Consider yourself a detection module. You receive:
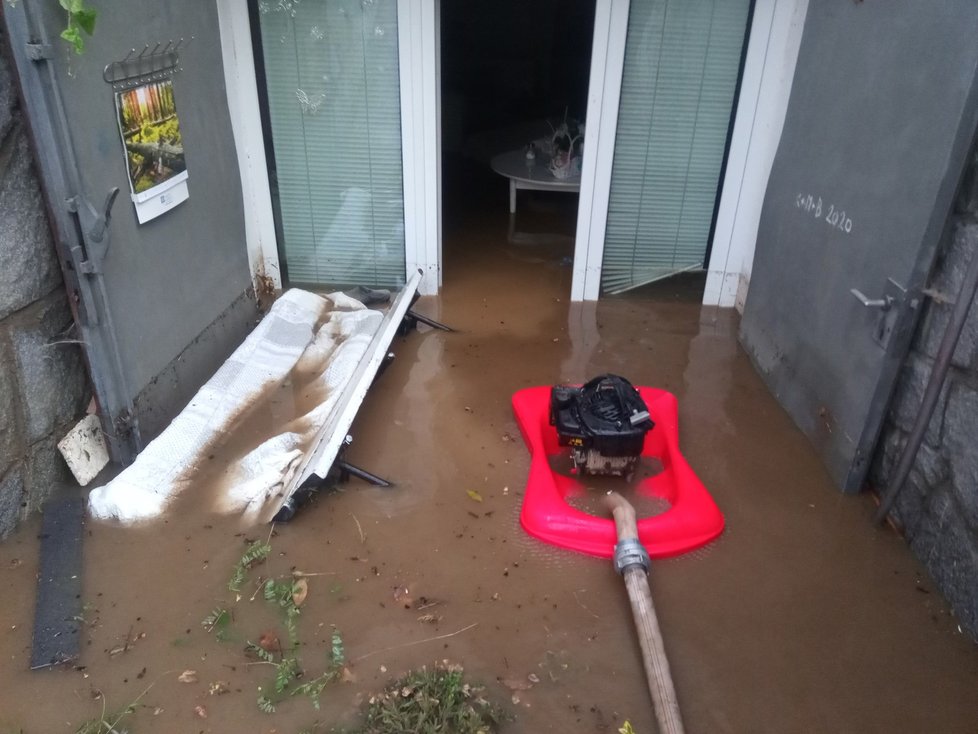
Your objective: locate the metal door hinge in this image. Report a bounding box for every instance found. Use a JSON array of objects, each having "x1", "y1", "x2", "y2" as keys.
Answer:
[{"x1": 25, "y1": 42, "x2": 53, "y2": 61}]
